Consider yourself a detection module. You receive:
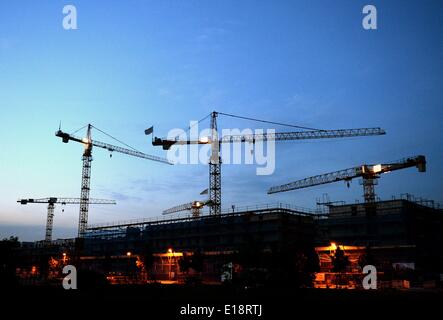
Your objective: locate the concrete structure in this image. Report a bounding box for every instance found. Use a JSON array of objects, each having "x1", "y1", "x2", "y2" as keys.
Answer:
[
  {"x1": 12, "y1": 198, "x2": 443, "y2": 286},
  {"x1": 81, "y1": 205, "x2": 318, "y2": 282},
  {"x1": 316, "y1": 198, "x2": 443, "y2": 286},
  {"x1": 318, "y1": 199, "x2": 442, "y2": 247},
  {"x1": 84, "y1": 205, "x2": 317, "y2": 253}
]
